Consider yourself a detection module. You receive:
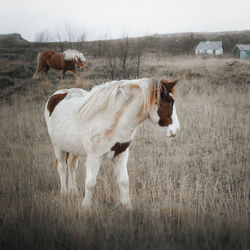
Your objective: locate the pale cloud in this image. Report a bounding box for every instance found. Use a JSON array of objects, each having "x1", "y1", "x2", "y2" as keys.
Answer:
[{"x1": 0, "y1": 0, "x2": 249, "y2": 41}]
